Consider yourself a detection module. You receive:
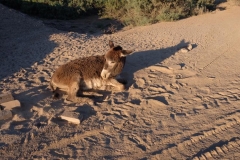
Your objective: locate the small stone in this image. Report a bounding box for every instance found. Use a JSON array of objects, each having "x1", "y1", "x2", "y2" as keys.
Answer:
[
  {"x1": 180, "y1": 48, "x2": 189, "y2": 53},
  {"x1": 0, "y1": 92, "x2": 14, "y2": 104},
  {"x1": 59, "y1": 111, "x2": 83, "y2": 124},
  {"x1": 0, "y1": 109, "x2": 12, "y2": 120},
  {"x1": 187, "y1": 44, "x2": 193, "y2": 51},
  {"x1": 1, "y1": 100, "x2": 21, "y2": 110},
  {"x1": 176, "y1": 74, "x2": 183, "y2": 79}
]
